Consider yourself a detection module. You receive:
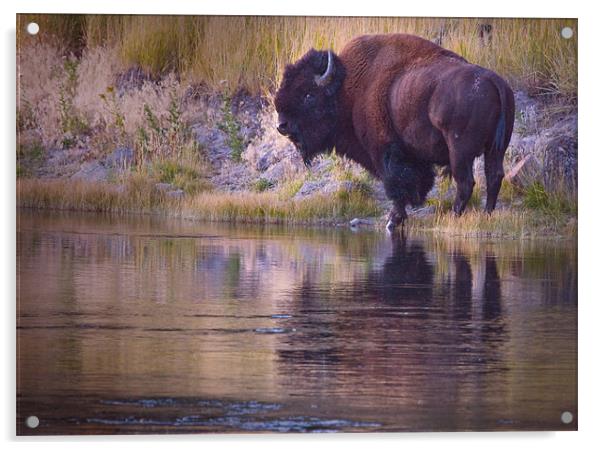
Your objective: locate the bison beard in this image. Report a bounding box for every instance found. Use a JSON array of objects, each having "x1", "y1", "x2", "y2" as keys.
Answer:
[{"x1": 275, "y1": 34, "x2": 515, "y2": 231}]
